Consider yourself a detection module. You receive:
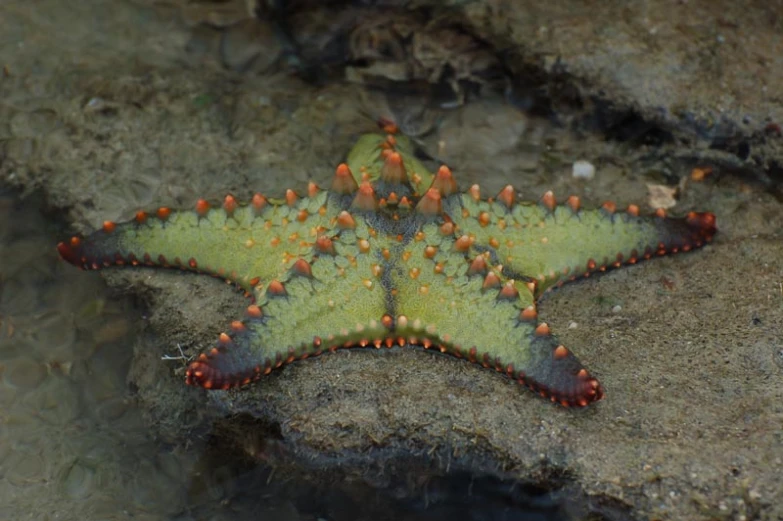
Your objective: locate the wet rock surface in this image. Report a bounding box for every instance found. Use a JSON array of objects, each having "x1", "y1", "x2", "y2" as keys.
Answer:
[{"x1": 1, "y1": 0, "x2": 782, "y2": 519}]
